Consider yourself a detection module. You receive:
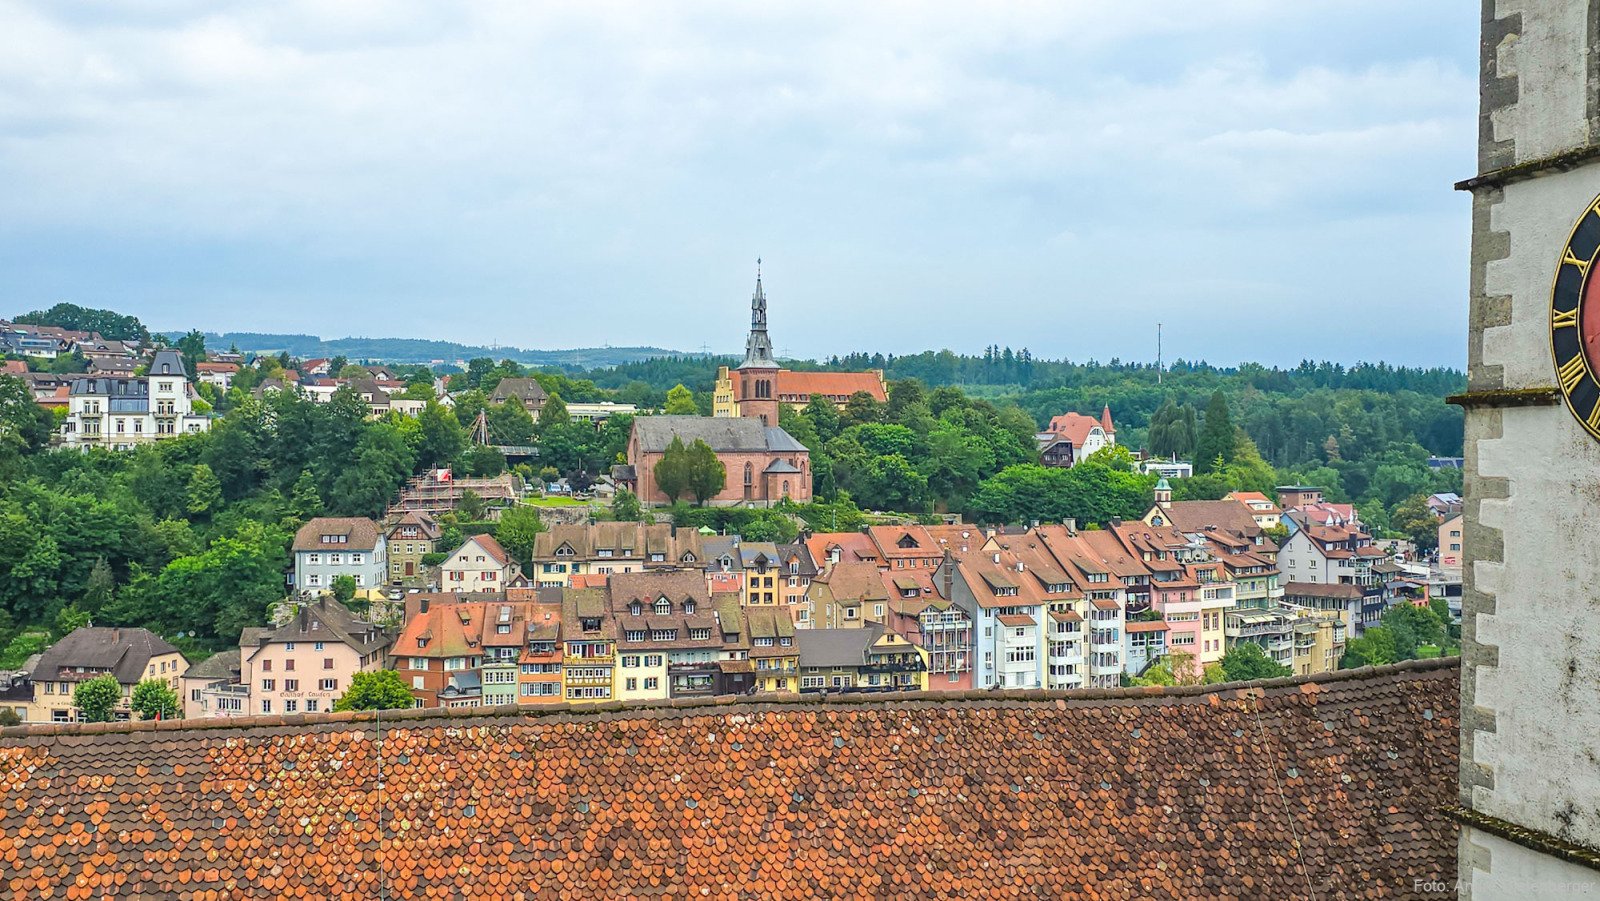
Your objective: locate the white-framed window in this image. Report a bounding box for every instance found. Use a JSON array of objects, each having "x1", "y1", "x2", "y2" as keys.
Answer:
[
  {"x1": 260, "y1": 700, "x2": 272, "y2": 713},
  {"x1": 319, "y1": 678, "x2": 338, "y2": 691},
  {"x1": 352, "y1": 553, "x2": 363, "y2": 564},
  {"x1": 644, "y1": 677, "x2": 659, "y2": 691},
  {"x1": 625, "y1": 678, "x2": 637, "y2": 691},
  {"x1": 644, "y1": 655, "x2": 663, "y2": 667}
]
